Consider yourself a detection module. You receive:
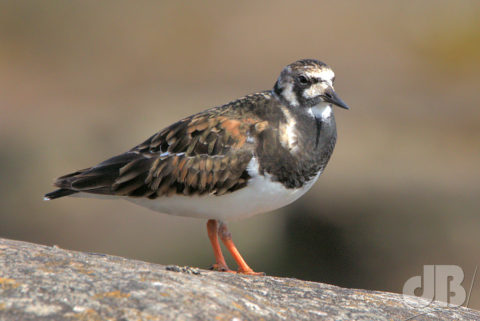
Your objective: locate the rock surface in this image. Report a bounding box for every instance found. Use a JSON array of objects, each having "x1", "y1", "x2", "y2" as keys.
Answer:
[{"x1": 0, "y1": 237, "x2": 479, "y2": 321}]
